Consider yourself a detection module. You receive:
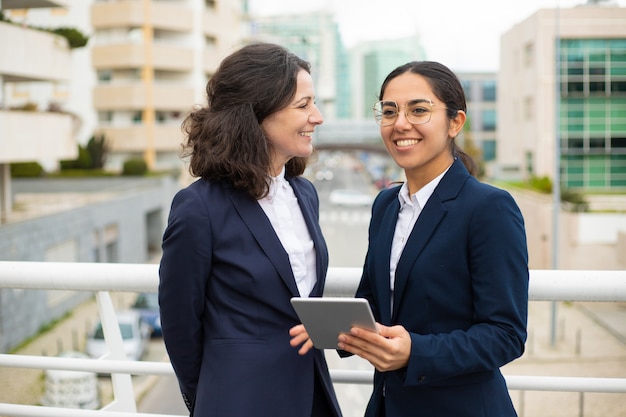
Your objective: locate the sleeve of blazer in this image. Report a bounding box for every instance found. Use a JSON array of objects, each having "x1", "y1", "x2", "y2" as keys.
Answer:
[
  {"x1": 159, "y1": 185, "x2": 212, "y2": 410},
  {"x1": 404, "y1": 186, "x2": 529, "y2": 386}
]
